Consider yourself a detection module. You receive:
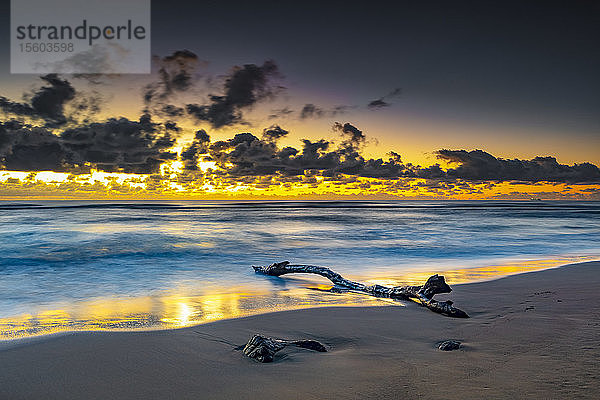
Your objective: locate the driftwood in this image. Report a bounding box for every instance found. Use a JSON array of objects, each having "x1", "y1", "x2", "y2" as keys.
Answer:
[
  {"x1": 253, "y1": 261, "x2": 469, "y2": 318},
  {"x1": 438, "y1": 340, "x2": 462, "y2": 351},
  {"x1": 243, "y1": 334, "x2": 327, "y2": 362}
]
